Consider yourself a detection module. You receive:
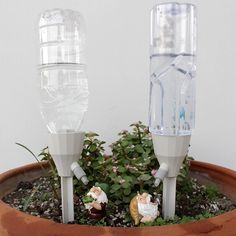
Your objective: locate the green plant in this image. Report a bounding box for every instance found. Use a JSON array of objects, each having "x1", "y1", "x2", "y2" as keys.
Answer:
[
  {"x1": 22, "y1": 182, "x2": 43, "y2": 211},
  {"x1": 140, "y1": 212, "x2": 216, "y2": 227},
  {"x1": 74, "y1": 132, "x2": 110, "y2": 195},
  {"x1": 205, "y1": 185, "x2": 220, "y2": 200},
  {"x1": 17, "y1": 122, "x2": 193, "y2": 208},
  {"x1": 72, "y1": 122, "x2": 158, "y2": 205},
  {"x1": 106, "y1": 122, "x2": 158, "y2": 204},
  {"x1": 74, "y1": 122, "x2": 193, "y2": 207}
]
